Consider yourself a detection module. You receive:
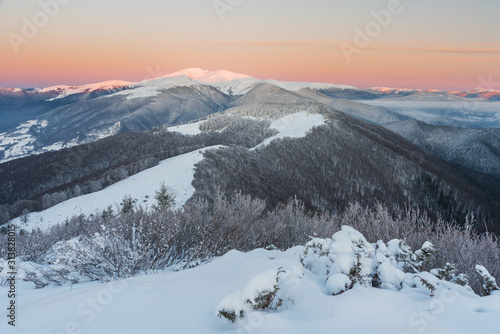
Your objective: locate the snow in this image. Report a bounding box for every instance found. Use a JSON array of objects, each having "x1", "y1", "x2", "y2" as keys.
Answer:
[
  {"x1": 448, "y1": 88, "x2": 500, "y2": 99},
  {"x1": 1, "y1": 246, "x2": 498, "y2": 334},
  {"x1": 164, "y1": 68, "x2": 252, "y2": 83},
  {"x1": 39, "y1": 80, "x2": 131, "y2": 101},
  {"x1": 252, "y1": 111, "x2": 326, "y2": 149},
  {"x1": 167, "y1": 120, "x2": 207, "y2": 136},
  {"x1": 110, "y1": 75, "x2": 198, "y2": 99},
  {"x1": 268, "y1": 79, "x2": 355, "y2": 92},
  {"x1": 108, "y1": 68, "x2": 356, "y2": 99},
  {"x1": 160, "y1": 68, "x2": 355, "y2": 95},
  {"x1": 0, "y1": 121, "x2": 121, "y2": 164},
  {"x1": 13, "y1": 146, "x2": 222, "y2": 232},
  {"x1": 0, "y1": 120, "x2": 47, "y2": 162},
  {"x1": 377, "y1": 262, "x2": 406, "y2": 290},
  {"x1": 372, "y1": 87, "x2": 423, "y2": 93},
  {"x1": 325, "y1": 273, "x2": 351, "y2": 295},
  {"x1": 0, "y1": 87, "x2": 23, "y2": 93}
]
